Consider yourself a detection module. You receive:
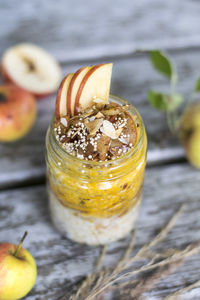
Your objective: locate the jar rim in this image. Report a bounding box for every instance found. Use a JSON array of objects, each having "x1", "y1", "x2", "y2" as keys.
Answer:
[{"x1": 50, "y1": 94, "x2": 145, "y2": 167}]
